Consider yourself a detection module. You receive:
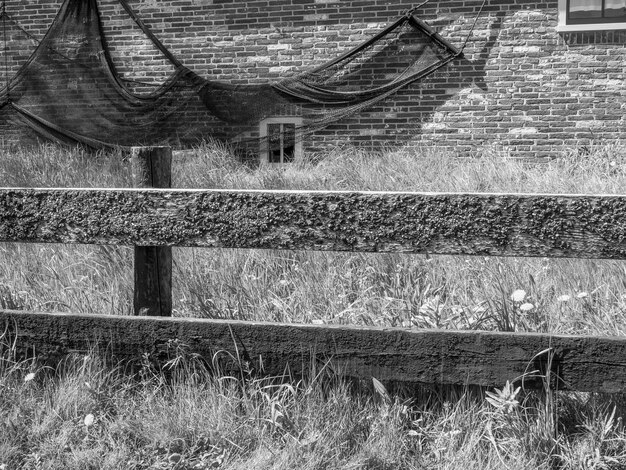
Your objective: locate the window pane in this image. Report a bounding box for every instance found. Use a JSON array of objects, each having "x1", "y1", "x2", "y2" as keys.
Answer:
[
  {"x1": 605, "y1": 0, "x2": 626, "y2": 17},
  {"x1": 268, "y1": 123, "x2": 282, "y2": 163},
  {"x1": 283, "y1": 124, "x2": 296, "y2": 163},
  {"x1": 270, "y1": 148, "x2": 282, "y2": 163},
  {"x1": 569, "y1": 0, "x2": 602, "y2": 18}
]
